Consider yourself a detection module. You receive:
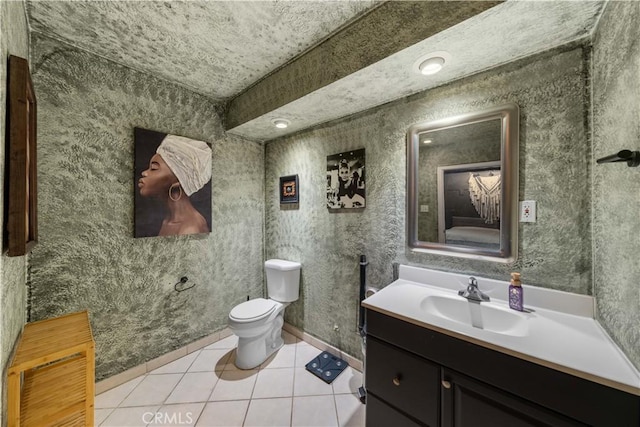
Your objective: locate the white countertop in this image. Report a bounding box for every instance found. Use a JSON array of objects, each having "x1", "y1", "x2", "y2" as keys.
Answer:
[{"x1": 362, "y1": 265, "x2": 640, "y2": 395}]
